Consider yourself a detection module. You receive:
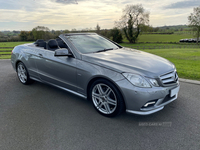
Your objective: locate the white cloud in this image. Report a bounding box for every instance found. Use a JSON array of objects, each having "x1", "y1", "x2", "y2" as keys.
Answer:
[
  {"x1": 164, "y1": 0, "x2": 199, "y2": 9},
  {"x1": 0, "y1": 0, "x2": 196, "y2": 30}
]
